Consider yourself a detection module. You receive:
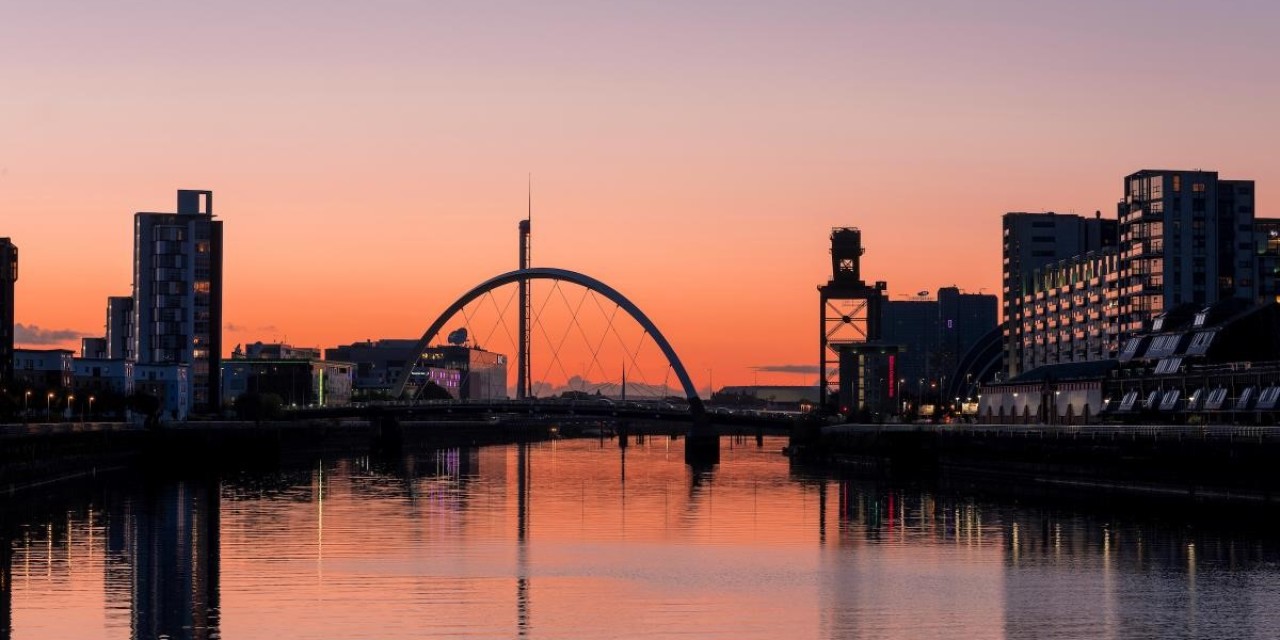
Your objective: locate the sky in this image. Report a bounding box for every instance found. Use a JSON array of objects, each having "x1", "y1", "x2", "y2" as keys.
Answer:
[{"x1": 2, "y1": 0, "x2": 1278, "y2": 389}]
